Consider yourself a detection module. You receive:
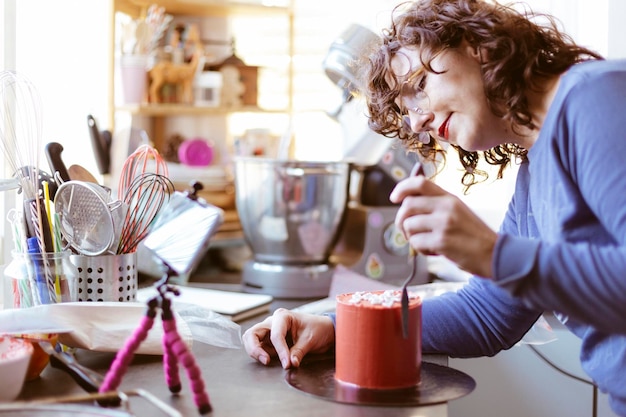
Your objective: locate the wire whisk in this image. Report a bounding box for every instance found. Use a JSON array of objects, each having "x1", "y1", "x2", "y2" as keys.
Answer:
[
  {"x1": 118, "y1": 144, "x2": 168, "y2": 200},
  {"x1": 117, "y1": 173, "x2": 174, "y2": 254},
  {"x1": 0, "y1": 70, "x2": 43, "y2": 201},
  {"x1": 1, "y1": 71, "x2": 64, "y2": 304}
]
